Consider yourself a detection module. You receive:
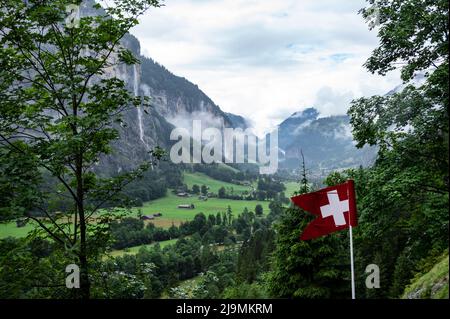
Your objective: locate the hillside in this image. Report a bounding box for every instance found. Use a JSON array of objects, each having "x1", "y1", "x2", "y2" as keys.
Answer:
[
  {"x1": 402, "y1": 254, "x2": 449, "y2": 299},
  {"x1": 0, "y1": 171, "x2": 270, "y2": 239},
  {"x1": 184, "y1": 172, "x2": 253, "y2": 195},
  {"x1": 130, "y1": 192, "x2": 269, "y2": 228},
  {"x1": 73, "y1": 0, "x2": 247, "y2": 176},
  {"x1": 274, "y1": 108, "x2": 376, "y2": 173}
]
